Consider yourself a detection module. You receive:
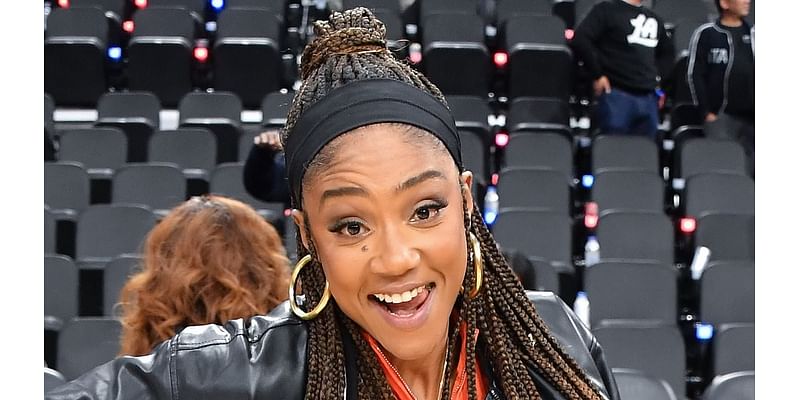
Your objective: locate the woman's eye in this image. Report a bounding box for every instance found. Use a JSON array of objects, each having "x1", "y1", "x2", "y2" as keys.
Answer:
[
  {"x1": 345, "y1": 222, "x2": 361, "y2": 236},
  {"x1": 412, "y1": 203, "x2": 444, "y2": 222}
]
